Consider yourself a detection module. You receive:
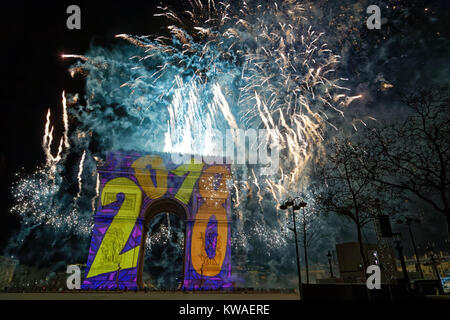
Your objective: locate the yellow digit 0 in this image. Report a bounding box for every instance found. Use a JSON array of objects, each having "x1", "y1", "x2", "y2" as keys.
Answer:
[
  {"x1": 191, "y1": 166, "x2": 230, "y2": 277},
  {"x1": 132, "y1": 155, "x2": 168, "y2": 199},
  {"x1": 86, "y1": 177, "x2": 142, "y2": 278}
]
